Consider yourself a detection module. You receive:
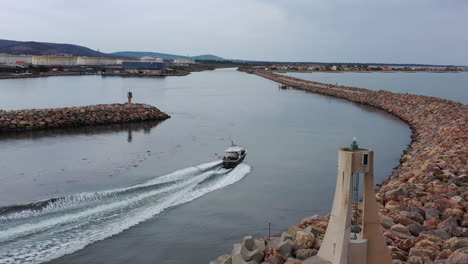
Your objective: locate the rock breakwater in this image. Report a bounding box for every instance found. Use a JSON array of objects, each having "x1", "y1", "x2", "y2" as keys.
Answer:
[
  {"x1": 0, "y1": 103, "x2": 170, "y2": 132},
  {"x1": 211, "y1": 71, "x2": 467, "y2": 264}
]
